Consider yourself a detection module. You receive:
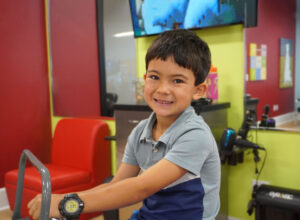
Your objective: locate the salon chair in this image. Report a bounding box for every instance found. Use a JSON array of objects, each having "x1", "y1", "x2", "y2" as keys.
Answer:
[{"x1": 5, "y1": 118, "x2": 111, "y2": 219}]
